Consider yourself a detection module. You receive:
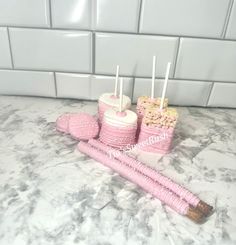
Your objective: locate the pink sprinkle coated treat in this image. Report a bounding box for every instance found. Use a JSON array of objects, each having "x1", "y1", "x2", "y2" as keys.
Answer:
[
  {"x1": 78, "y1": 141, "x2": 189, "y2": 215},
  {"x1": 88, "y1": 139, "x2": 200, "y2": 207},
  {"x1": 56, "y1": 113, "x2": 74, "y2": 133},
  {"x1": 138, "y1": 124, "x2": 175, "y2": 154},
  {"x1": 68, "y1": 113, "x2": 99, "y2": 140},
  {"x1": 99, "y1": 121, "x2": 137, "y2": 149},
  {"x1": 138, "y1": 108, "x2": 178, "y2": 154}
]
